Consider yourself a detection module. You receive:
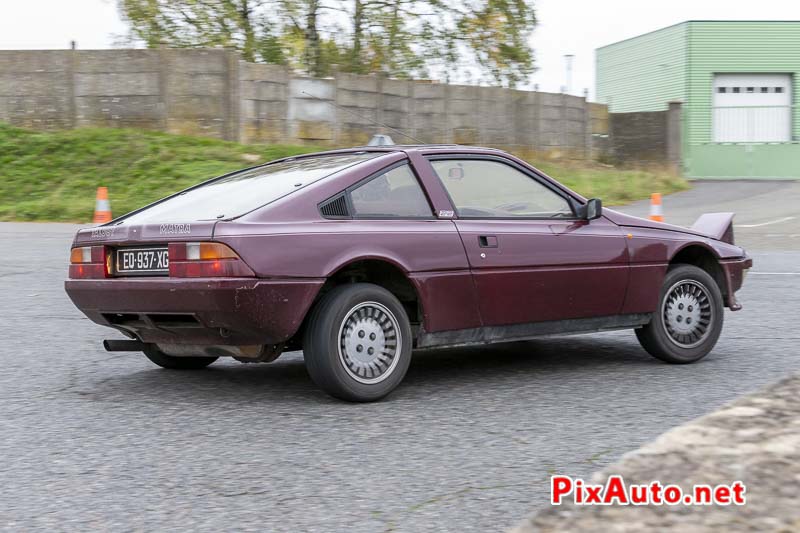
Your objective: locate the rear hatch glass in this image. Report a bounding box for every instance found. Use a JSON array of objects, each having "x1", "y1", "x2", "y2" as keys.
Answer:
[{"x1": 116, "y1": 153, "x2": 377, "y2": 225}]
